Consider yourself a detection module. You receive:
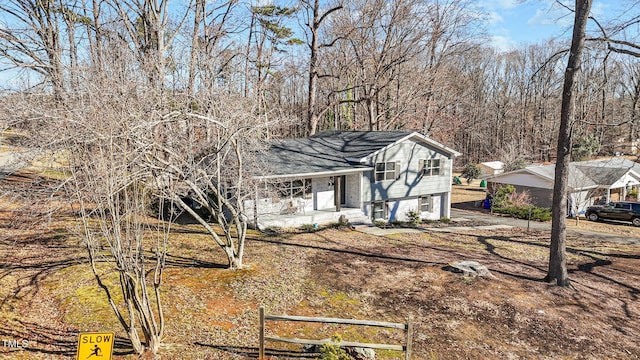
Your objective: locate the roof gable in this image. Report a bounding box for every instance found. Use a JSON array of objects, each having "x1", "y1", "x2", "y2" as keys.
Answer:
[
  {"x1": 488, "y1": 157, "x2": 640, "y2": 190},
  {"x1": 257, "y1": 131, "x2": 460, "y2": 178}
]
